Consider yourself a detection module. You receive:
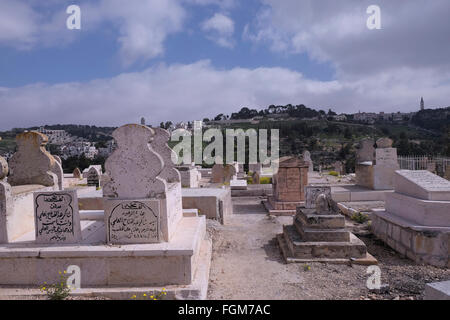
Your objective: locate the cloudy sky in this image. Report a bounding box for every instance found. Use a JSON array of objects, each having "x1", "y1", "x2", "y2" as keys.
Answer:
[{"x1": 0, "y1": 0, "x2": 449, "y2": 130}]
